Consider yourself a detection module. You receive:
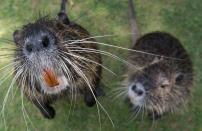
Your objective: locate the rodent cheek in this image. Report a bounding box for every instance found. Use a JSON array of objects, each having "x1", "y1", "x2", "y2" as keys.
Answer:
[
  {"x1": 128, "y1": 87, "x2": 135, "y2": 99},
  {"x1": 156, "y1": 87, "x2": 171, "y2": 98},
  {"x1": 128, "y1": 87, "x2": 137, "y2": 104}
]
